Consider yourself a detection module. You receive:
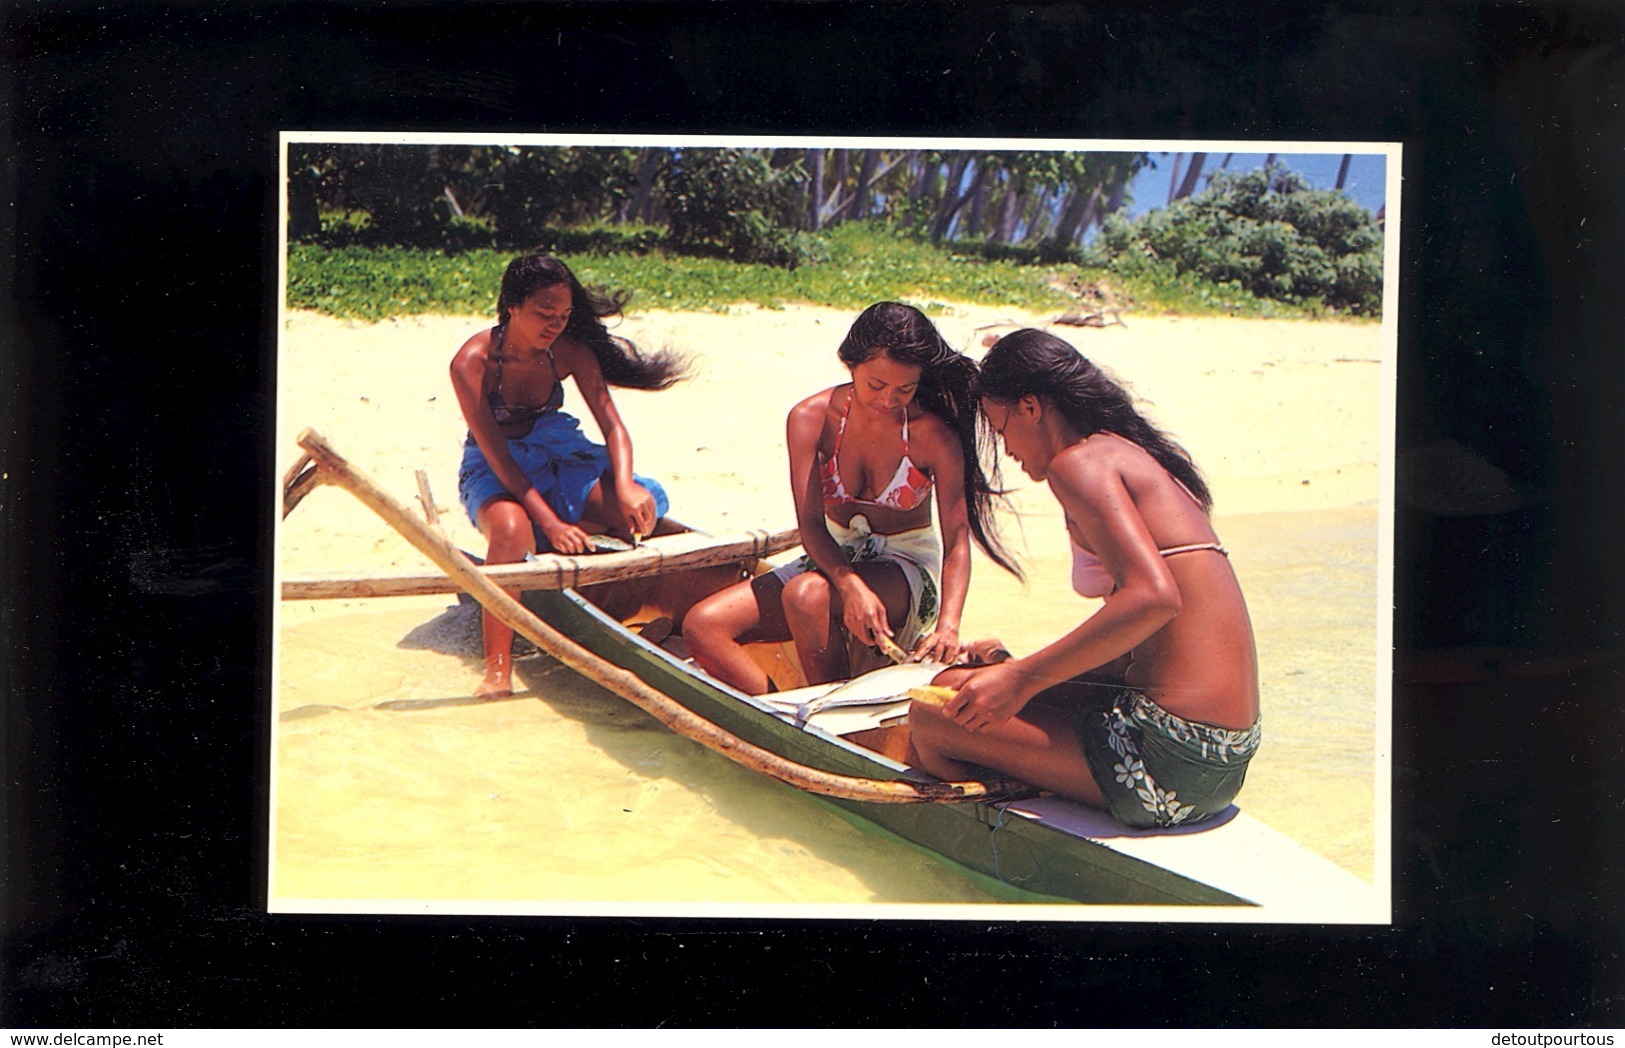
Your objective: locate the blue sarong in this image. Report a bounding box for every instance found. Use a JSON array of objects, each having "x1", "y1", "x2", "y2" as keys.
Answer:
[{"x1": 457, "y1": 411, "x2": 669, "y2": 529}]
